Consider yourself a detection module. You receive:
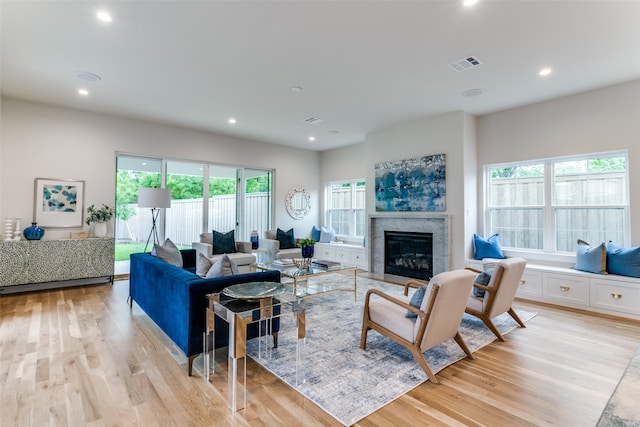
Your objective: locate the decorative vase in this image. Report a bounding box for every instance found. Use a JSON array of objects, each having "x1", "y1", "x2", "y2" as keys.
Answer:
[
  {"x1": 23, "y1": 222, "x2": 45, "y2": 240},
  {"x1": 250, "y1": 230, "x2": 259, "y2": 249},
  {"x1": 93, "y1": 222, "x2": 107, "y2": 238},
  {"x1": 301, "y1": 245, "x2": 314, "y2": 259}
]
